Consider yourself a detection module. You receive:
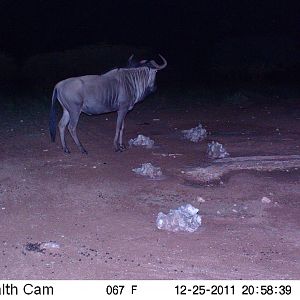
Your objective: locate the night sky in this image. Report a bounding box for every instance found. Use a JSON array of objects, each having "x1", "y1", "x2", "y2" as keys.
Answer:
[{"x1": 0, "y1": 0, "x2": 299, "y2": 82}]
